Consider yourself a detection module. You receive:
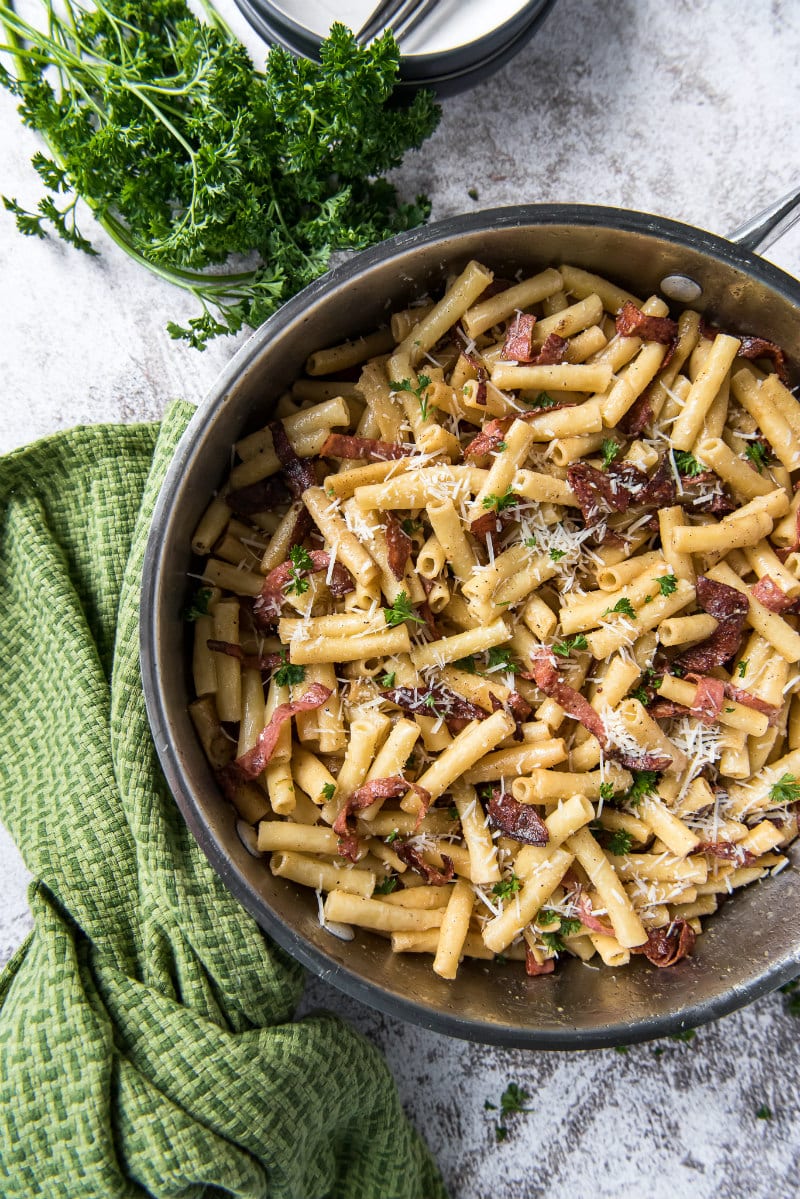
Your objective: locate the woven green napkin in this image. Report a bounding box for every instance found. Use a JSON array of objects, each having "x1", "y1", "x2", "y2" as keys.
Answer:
[{"x1": 0, "y1": 401, "x2": 446, "y2": 1199}]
